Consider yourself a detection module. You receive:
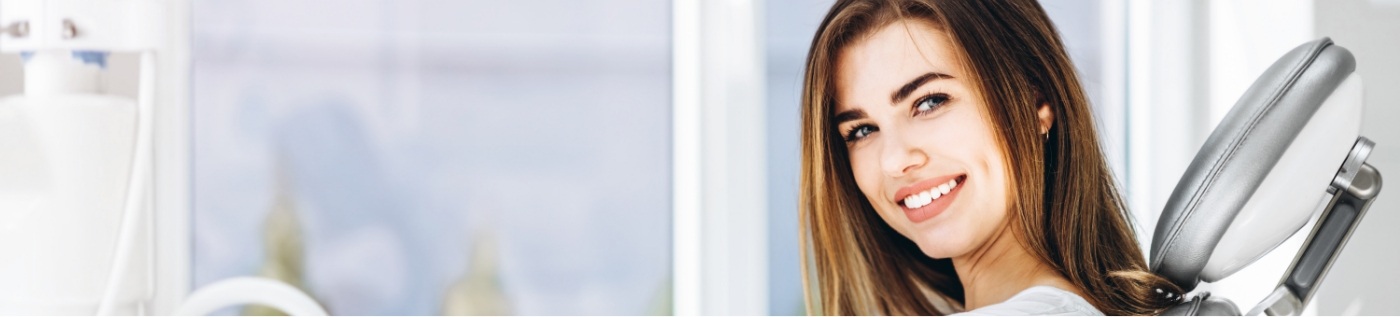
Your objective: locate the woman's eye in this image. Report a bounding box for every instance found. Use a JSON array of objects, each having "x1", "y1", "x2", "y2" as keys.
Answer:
[
  {"x1": 844, "y1": 125, "x2": 877, "y2": 142},
  {"x1": 914, "y1": 93, "x2": 950, "y2": 114}
]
